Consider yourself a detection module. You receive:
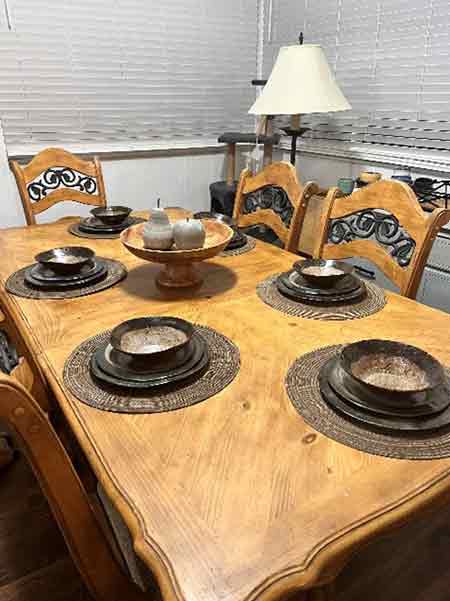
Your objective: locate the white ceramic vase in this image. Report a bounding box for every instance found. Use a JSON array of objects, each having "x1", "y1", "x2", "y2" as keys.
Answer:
[
  {"x1": 173, "y1": 218, "x2": 206, "y2": 250},
  {"x1": 142, "y1": 208, "x2": 174, "y2": 250}
]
